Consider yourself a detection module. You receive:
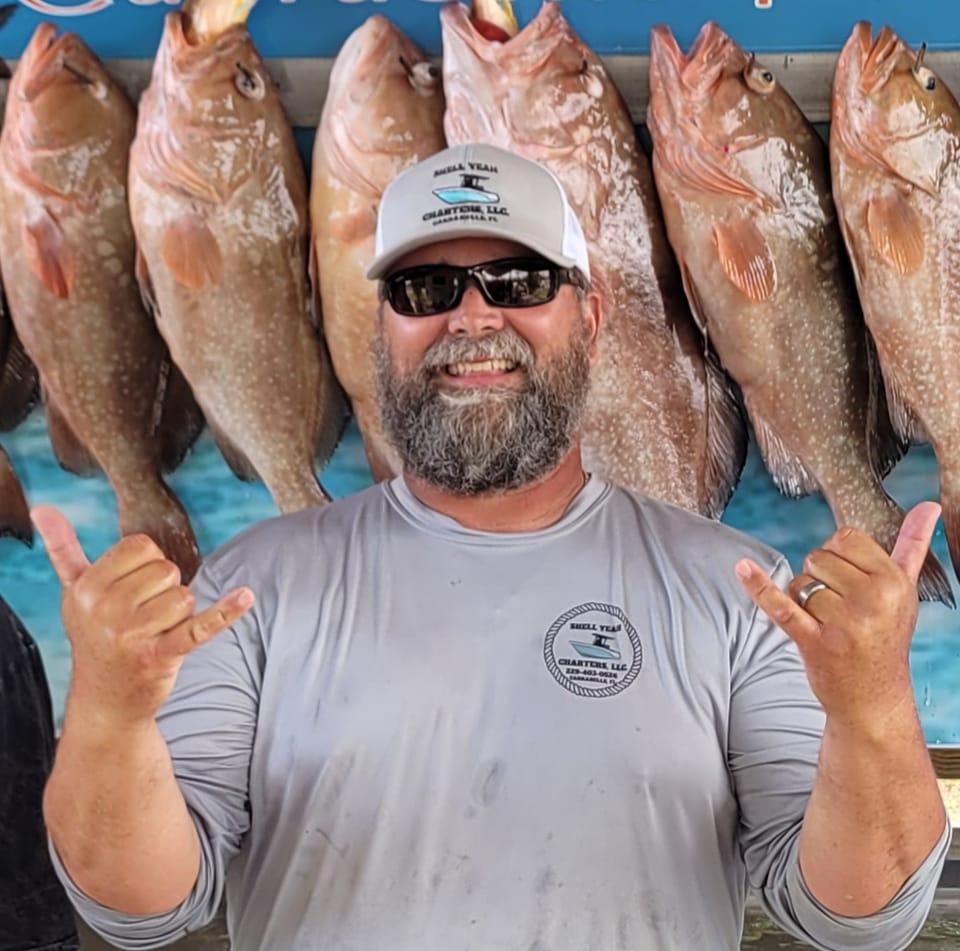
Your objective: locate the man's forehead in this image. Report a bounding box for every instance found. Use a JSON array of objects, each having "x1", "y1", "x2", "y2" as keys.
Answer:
[{"x1": 391, "y1": 237, "x2": 537, "y2": 270}]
